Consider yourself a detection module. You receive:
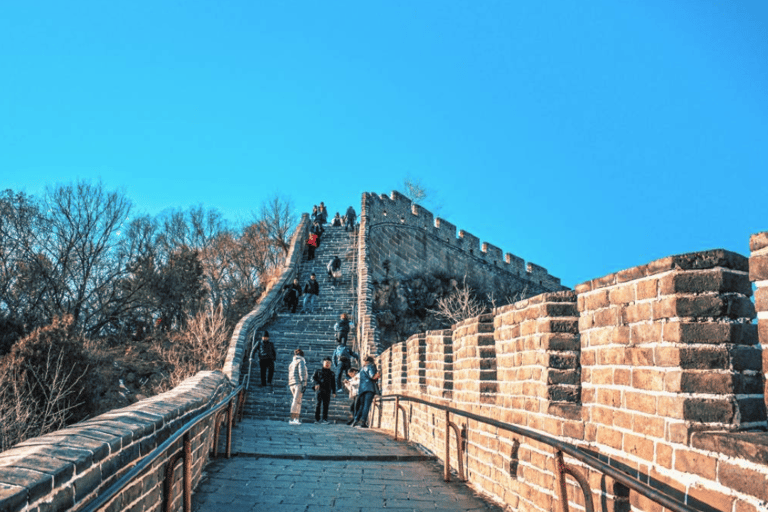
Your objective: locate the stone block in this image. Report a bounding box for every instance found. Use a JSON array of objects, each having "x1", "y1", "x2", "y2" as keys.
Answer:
[
  {"x1": 750, "y1": 253, "x2": 768, "y2": 282},
  {"x1": 750, "y1": 231, "x2": 768, "y2": 252},
  {"x1": 718, "y1": 460, "x2": 768, "y2": 501},
  {"x1": 683, "y1": 398, "x2": 735, "y2": 424}
]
